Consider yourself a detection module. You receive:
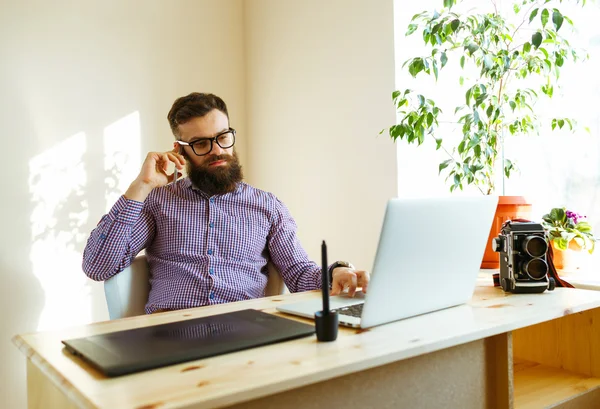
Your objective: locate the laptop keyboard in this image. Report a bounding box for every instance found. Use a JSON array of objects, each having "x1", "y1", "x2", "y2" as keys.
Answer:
[{"x1": 335, "y1": 303, "x2": 364, "y2": 318}]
